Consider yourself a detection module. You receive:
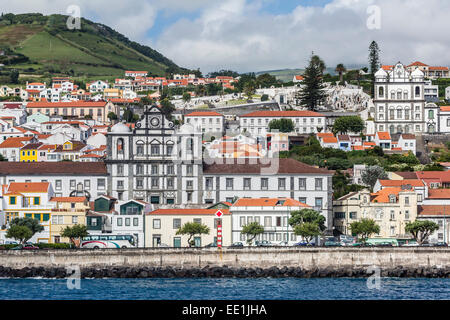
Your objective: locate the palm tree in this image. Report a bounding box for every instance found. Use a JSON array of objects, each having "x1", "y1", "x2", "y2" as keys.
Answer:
[{"x1": 335, "y1": 63, "x2": 347, "y2": 84}]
